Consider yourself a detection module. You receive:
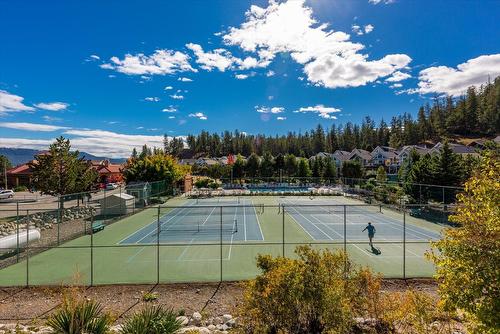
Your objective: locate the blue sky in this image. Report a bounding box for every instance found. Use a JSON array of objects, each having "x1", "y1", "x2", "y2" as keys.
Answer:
[{"x1": 0, "y1": 0, "x2": 499, "y2": 157}]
